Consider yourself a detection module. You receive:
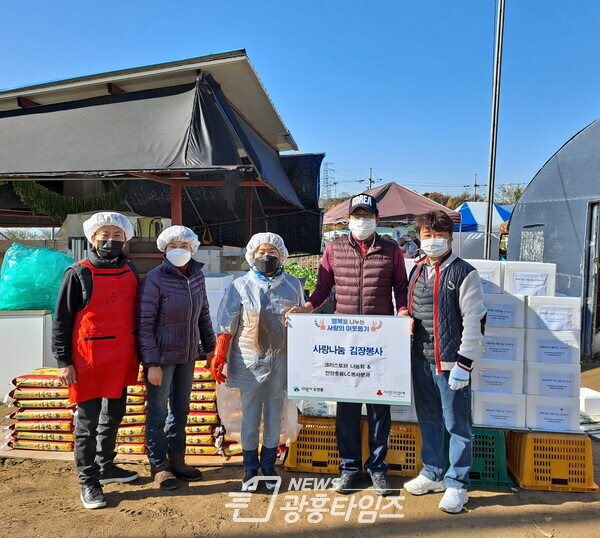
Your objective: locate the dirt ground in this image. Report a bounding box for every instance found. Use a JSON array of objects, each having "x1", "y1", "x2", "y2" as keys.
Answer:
[{"x1": 0, "y1": 365, "x2": 599, "y2": 538}]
